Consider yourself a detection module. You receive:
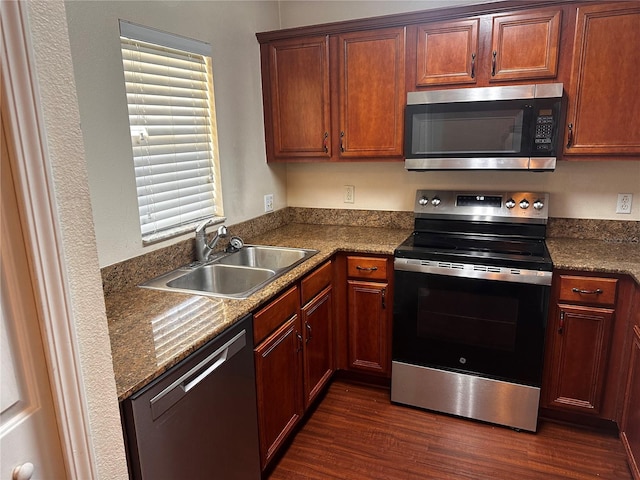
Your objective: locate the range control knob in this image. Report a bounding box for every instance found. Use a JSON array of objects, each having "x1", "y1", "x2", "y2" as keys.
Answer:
[
  {"x1": 505, "y1": 198, "x2": 516, "y2": 209},
  {"x1": 431, "y1": 196, "x2": 441, "y2": 206},
  {"x1": 418, "y1": 196, "x2": 429, "y2": 206},
  {"x1": 519, "y1": 199, "x2": 530, "y2": 209},
  {"x1": 533, "y1": 199, "x2": 545, "y2": 210}
]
